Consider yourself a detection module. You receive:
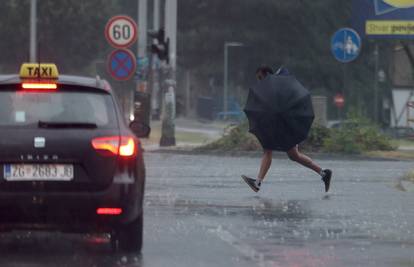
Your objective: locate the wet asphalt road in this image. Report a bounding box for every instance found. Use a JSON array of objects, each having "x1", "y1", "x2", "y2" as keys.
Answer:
[{"x1": 0, "y1": 152, "x2": 414, "y2": 267}]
